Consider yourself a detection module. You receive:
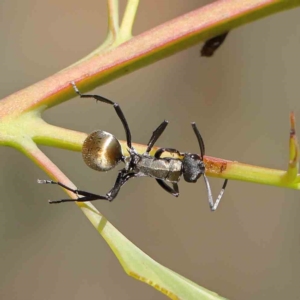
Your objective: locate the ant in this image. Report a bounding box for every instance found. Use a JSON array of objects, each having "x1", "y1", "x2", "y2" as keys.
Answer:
[{"x1": 38, "y1": 82, "x2": 228, "y2": 211}]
